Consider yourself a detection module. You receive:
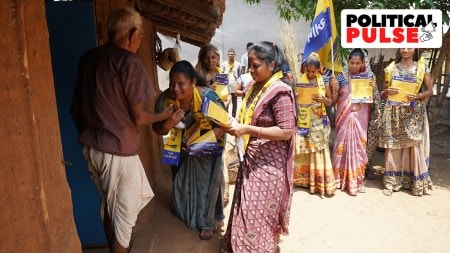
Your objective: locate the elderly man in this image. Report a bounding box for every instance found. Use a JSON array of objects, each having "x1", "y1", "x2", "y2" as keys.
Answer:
[{"x1": 71, "y1": 7, "x2": 173, "y2": 252}]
